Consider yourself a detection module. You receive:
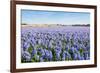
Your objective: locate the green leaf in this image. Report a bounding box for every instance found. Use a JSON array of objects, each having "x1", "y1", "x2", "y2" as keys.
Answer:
[
  {"x1": 79, "y1": 48, "x2": 83, "y2": 53},
  {"x1": 79, "y1": 48, "x2": 84, "y2": 56},
  {"x1": 28, "y1": 46, "x2": 33, "y2": 54}
]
